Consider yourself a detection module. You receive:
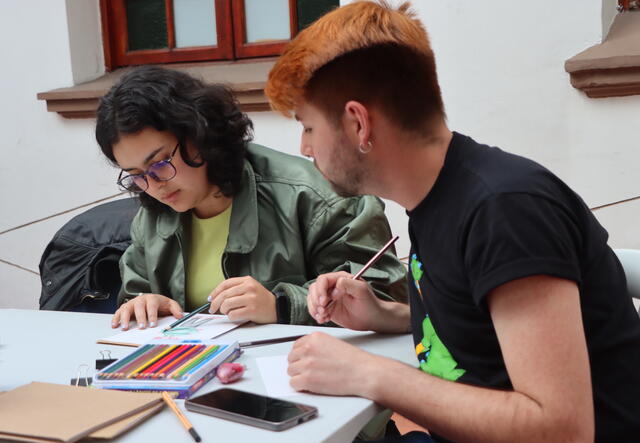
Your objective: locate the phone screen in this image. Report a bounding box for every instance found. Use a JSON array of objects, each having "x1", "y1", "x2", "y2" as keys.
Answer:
[{"x1": 187, "y1": 388, "x2": 316, "y2": 424}]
